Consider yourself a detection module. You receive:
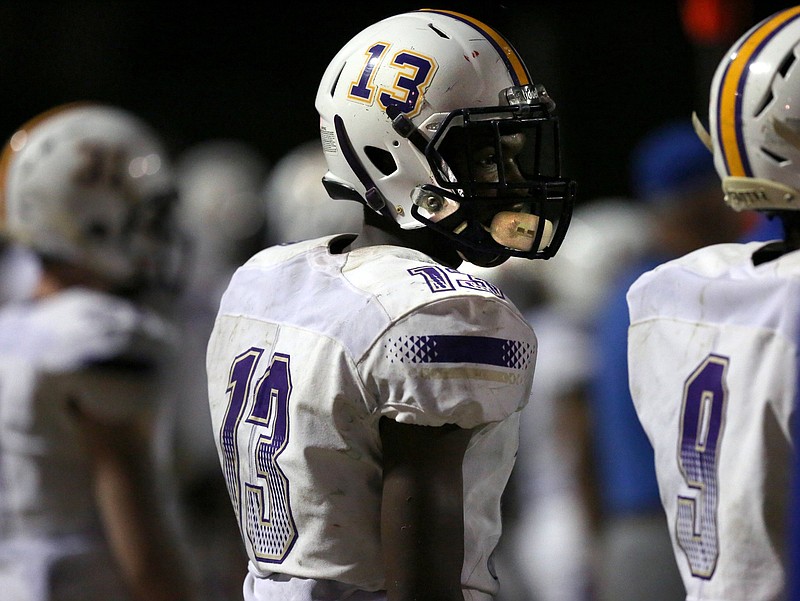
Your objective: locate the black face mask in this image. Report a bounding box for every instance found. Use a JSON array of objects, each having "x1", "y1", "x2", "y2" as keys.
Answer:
[{"x1": 390, "y1": 98, "x2": 577, "y2": 263}]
